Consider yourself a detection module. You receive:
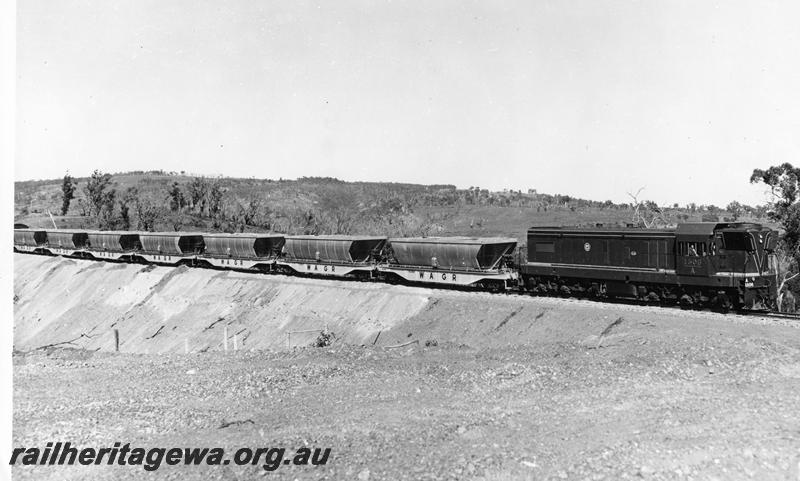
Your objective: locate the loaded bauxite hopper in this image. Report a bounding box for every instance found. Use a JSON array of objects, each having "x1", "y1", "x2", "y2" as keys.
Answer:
[
  {"x1": 135, "y1": 232, "x2": 205, "y2": 265},
  {"x1": 278, "y1": 235, "x2": 387, "y2": 278},
  {"x1": 389, "y1": 237, "x2": 517, "y2": 270},
  {"x1": 200, "y1": 233, "x2": 285, "y2": 270},
  {"x1": 43, "y1": 230, "x2": 90, "y2": 256},
  {"x1": 84, "y1": 231, "x2": 143, "y2": 260},
  {"x1": 13, "y1": 229, "x2": 47, "y2": 253},
  {"x1": 379, "y1": 237, "x2": 518, "y2": 290}
]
